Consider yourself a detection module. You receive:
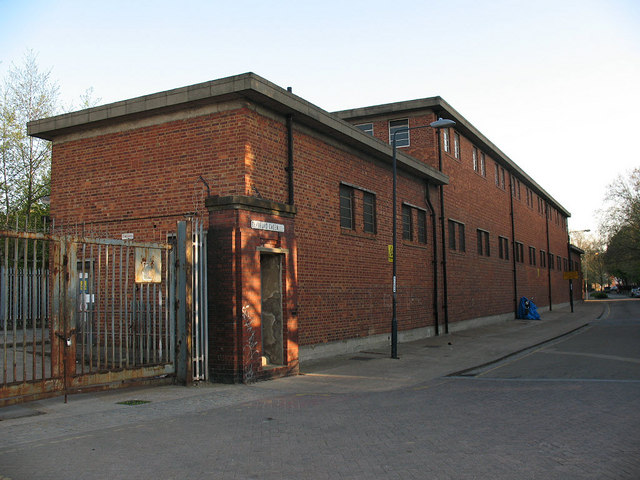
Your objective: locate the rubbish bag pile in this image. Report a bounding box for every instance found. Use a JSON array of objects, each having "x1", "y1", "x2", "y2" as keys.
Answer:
[{"x1": 517, "y1": 296, "x2": 540, "y2": 320}]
